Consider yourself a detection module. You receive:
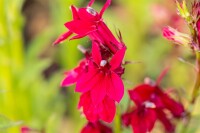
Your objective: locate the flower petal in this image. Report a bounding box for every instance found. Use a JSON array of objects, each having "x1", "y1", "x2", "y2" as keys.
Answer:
[
  {"x1": 70, "y1": 31, "x2": 93, "y2": 40},
  {"x1": 110, "y1": 47, "x2": 126, "y2": 70},
  {"x1": 81, "y1": 122, "x2": 112, "y2": 133},
  {"x1": 128, "y1": 84, "x2": 155, "y2": 105},
  {"x1": 90, "y1": 73, "x2": 106, "y2": 104},
  {"x1": 65, "y1": 20, "x2": 96, "y2": 35},
  {"x1": 100, "y1": 96, "x2": 116, "y2": 123},
  {"x1": 75, "y1": 68, "x2": 99, "y2": 93},
  {"x1": 92, "y1": 41, "x2": 102, "y2": 65},
  {"x1": 98, "y1": 22, "x2": 124, "y2": 53},
  {"x1": 156, "y1": 109, "x2": 175, "y2": 133},
  {"x1": 160, "y1": 92, "x2": 184, "y2": 118},
  {"x1": 107, "y1": 72, "x2": 124, "y2": 102},
  {"x1": 53, "y1": 31, "x2": 73, "y2": 45},
  {"x1": 78, "y1": 92, "x2": 99, "y2": 122},
  {"x1": 61, "y1": 70, "x2": 78, "y2": 87},
  {"x1": 61, "y1": 59, "x2": 87, "y2": 87},
  {"x1": 131, "y1": 108, "x2": 157, "y2": 133},
  {"x1": 122, "y1": 112, "x2": 133, "y2": 127},
  {"x1": 71, "y1": 5, "x2": 79, "y2": 20}
]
